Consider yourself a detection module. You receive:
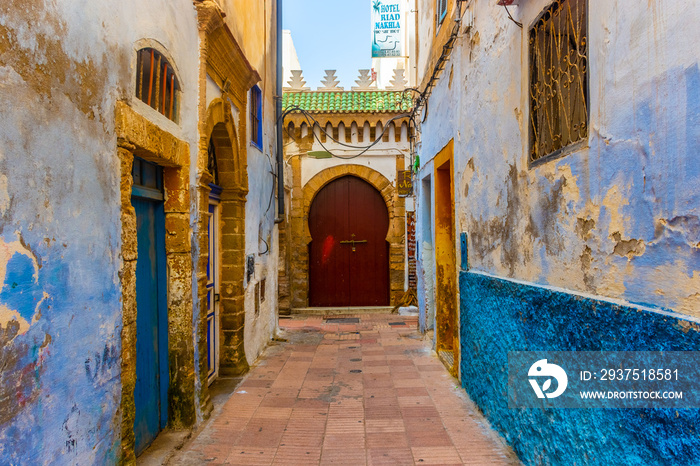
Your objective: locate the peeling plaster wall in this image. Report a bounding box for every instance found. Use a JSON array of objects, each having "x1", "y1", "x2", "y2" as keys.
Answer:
[
  {"x1": 417, "y1": 0, "x2": 700, "y2": 318},
  {"x1": 0, "y1": 0, "x2": 199, "y2": 463},
  {"x1": 243, "y1": 7, "x2": 279, "y2": 366},
  {"x1": 414, "y1": 0, "x2": 700, "y2": 463}
]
